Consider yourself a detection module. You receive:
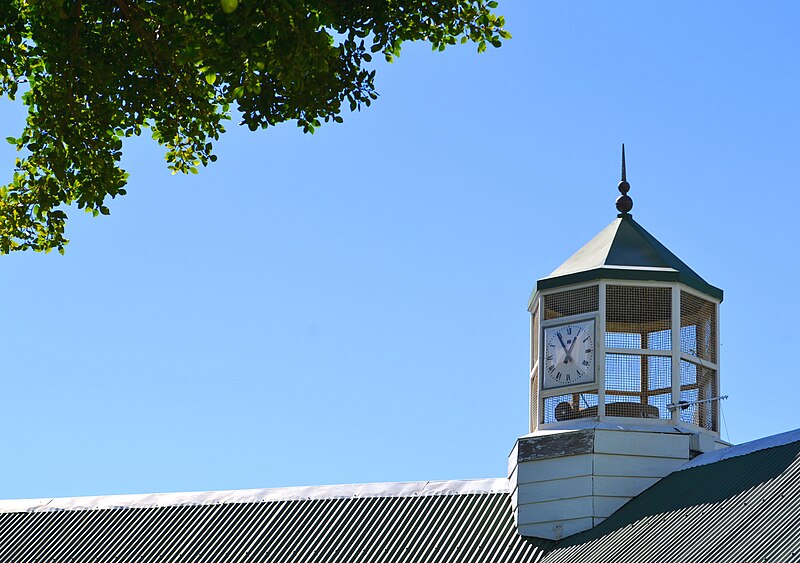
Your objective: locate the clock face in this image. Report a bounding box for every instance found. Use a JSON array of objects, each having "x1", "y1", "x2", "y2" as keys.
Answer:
[{"x1": 542, "y1": 319, "x2": 596, "y2": 389}]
